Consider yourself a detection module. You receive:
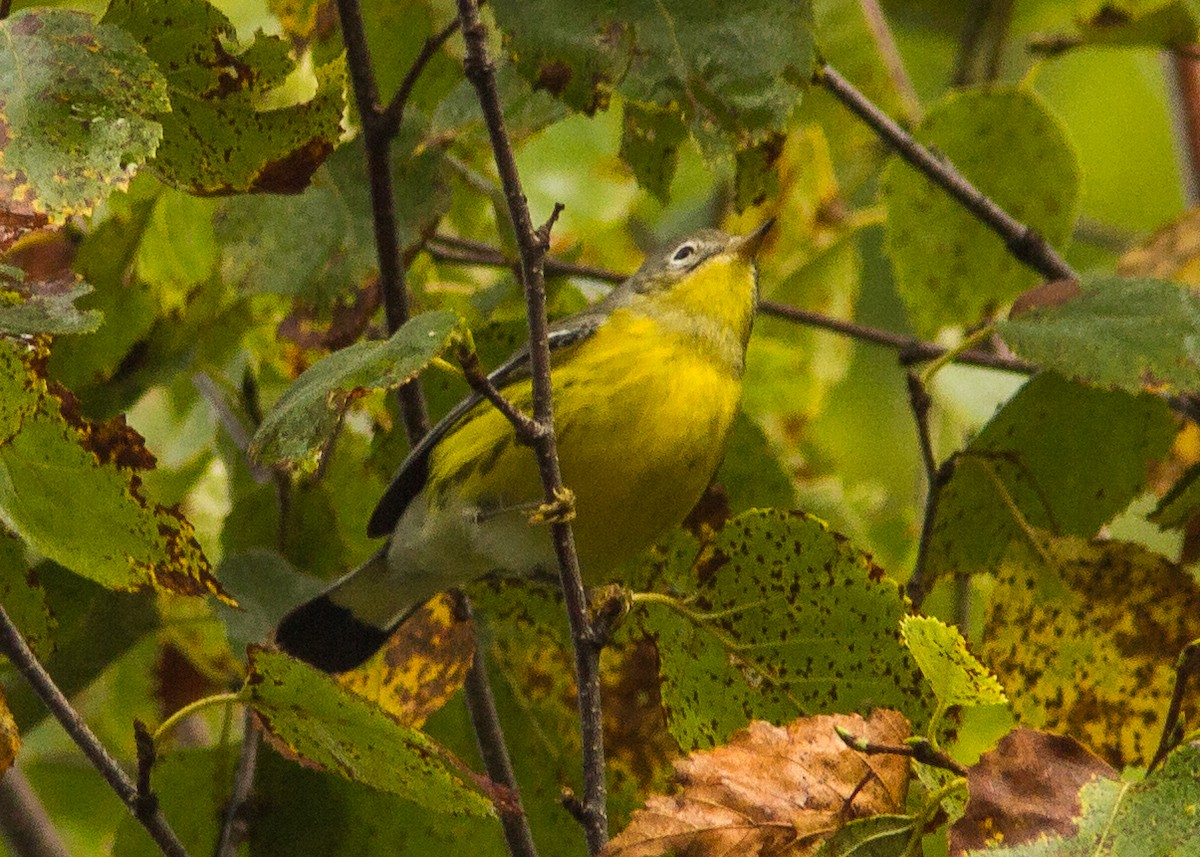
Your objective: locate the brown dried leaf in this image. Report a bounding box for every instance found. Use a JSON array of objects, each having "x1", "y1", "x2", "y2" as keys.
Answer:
[
  {"x1": 1118, "y1": 207, "x2": 1200, "y2": 284},
  {"x1": 602, "y1": 710, "x2": 911, "y2": 857},
  {"x1": 948, "y1": 728, "x2": 1116, "y2": 856},
  {"x1": 336, "y1": 594, "x2": 473, "y2": 728}
]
